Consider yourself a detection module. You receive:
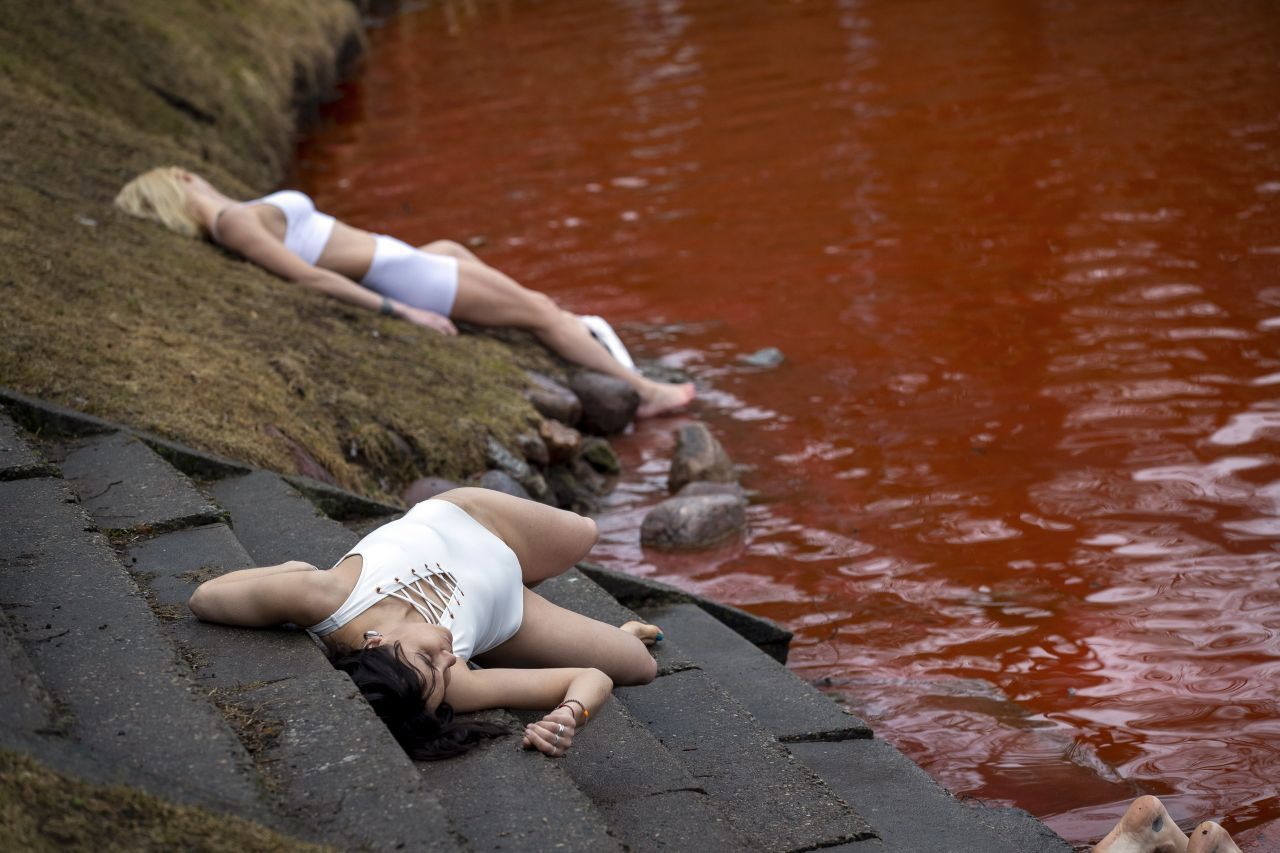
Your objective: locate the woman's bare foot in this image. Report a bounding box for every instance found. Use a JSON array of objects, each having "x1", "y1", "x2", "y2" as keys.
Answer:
[
  {"x1": 1186, "y1": 821, "x2": 1242, "y2": 853},
  {"x1": 1093, "y1": 796, "x2": 1189, "y2": 853},
  {"x1": 621, "y1": 620, "x2": 663, "y2": 646},
  {"x1": 635, "y1": 380, "x2": 696, "y2": 419}
]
